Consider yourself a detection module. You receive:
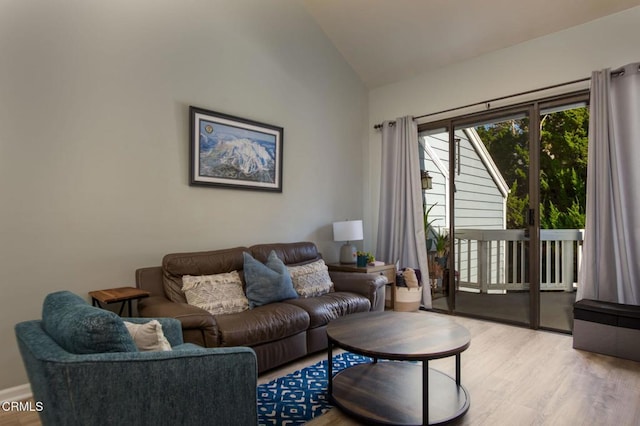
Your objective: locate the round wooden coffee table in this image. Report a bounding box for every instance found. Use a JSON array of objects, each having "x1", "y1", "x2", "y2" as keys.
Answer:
[{"x1": 327, "y1": 311, "x2": 470, "y2": 425}]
